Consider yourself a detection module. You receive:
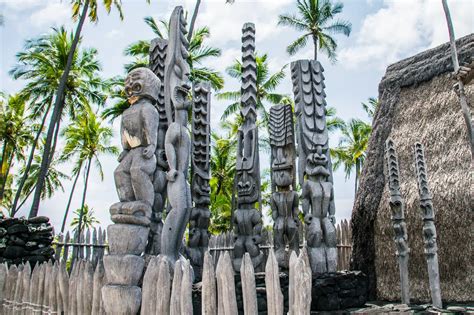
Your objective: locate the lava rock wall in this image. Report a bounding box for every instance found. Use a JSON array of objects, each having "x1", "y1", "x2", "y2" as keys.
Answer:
[{"x1": 0, "y1": 216, "x2": 54, "y2": 265}]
